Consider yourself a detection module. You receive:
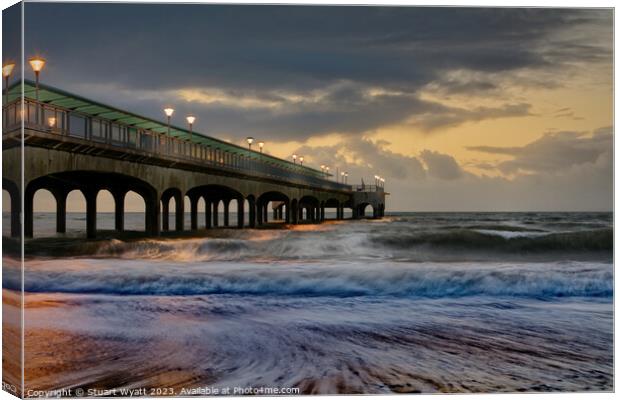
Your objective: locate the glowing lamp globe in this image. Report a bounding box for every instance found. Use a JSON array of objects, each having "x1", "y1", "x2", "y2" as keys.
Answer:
[
  {"x1": 29, "y1": 57, "x2": 46, "y2": 73},
  {"x1": 2, "y1": 63, "x2": 15, "y2": 78}
]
